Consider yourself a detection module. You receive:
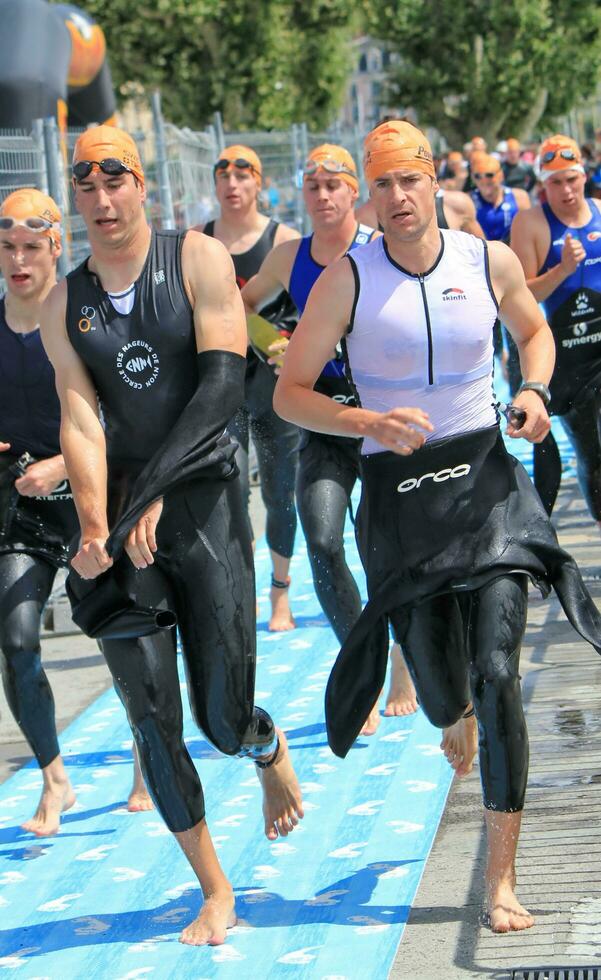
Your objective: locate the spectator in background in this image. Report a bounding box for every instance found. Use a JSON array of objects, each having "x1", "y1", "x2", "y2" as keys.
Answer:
[{"x1": 503, "y1": 138, "x2": 536, "y2": 192}]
